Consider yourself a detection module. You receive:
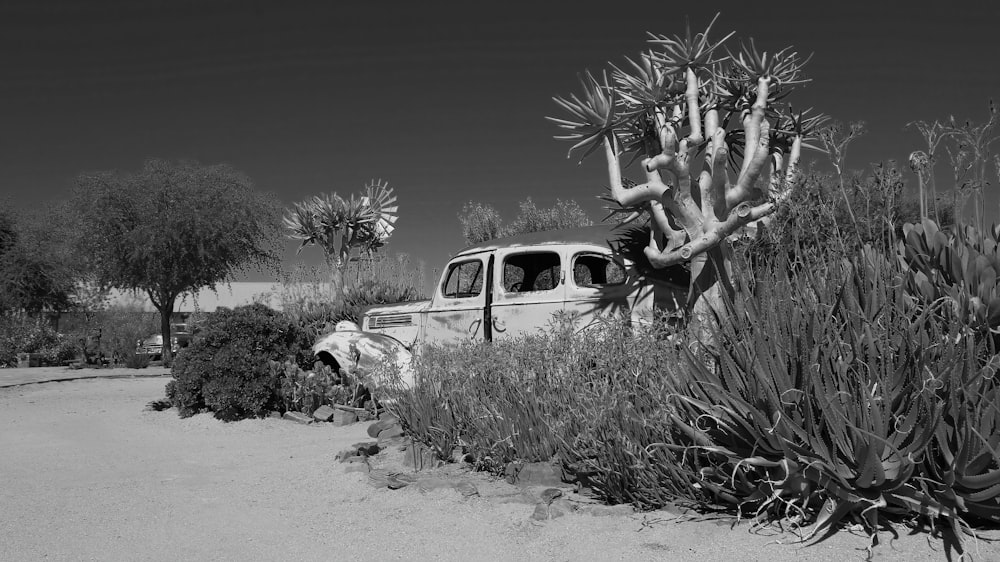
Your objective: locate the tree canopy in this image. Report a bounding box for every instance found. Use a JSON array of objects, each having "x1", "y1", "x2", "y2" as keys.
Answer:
[
  {"x1": 70, "y1": 159, "x2": 281, "y2": 360},
  {"x1": 0, "y1": 205, "x2": 76, "y2": 313}
]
